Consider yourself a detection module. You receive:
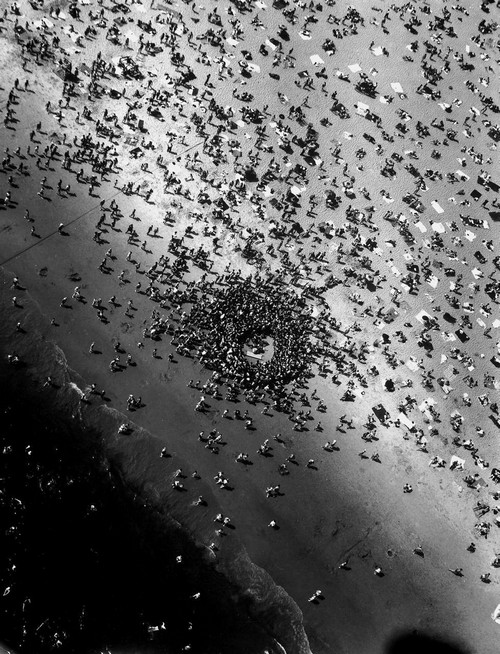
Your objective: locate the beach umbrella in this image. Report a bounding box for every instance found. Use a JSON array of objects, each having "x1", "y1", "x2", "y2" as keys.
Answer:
[{"x1": 245, "y1": 168, "x2": 259, "y2": 182}]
